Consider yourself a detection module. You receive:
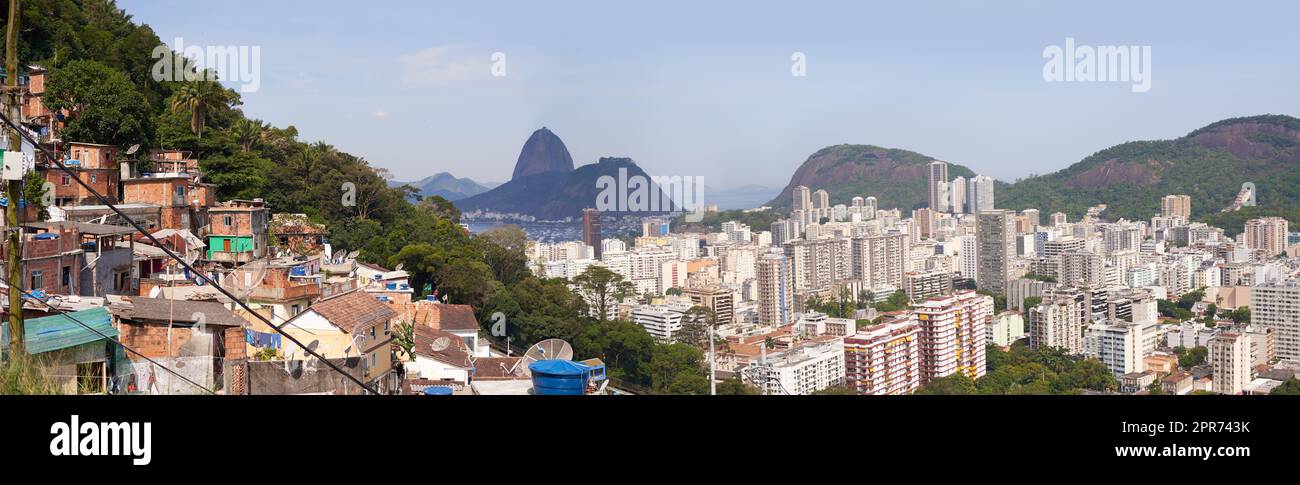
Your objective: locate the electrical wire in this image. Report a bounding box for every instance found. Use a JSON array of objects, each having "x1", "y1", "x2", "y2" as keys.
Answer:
[
  {"x1": 0, "y1": 110, "x2": 380, "y2": 394},
  {"x1": 0, "y1": 272, "x2": 216, "y2": 394}
]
